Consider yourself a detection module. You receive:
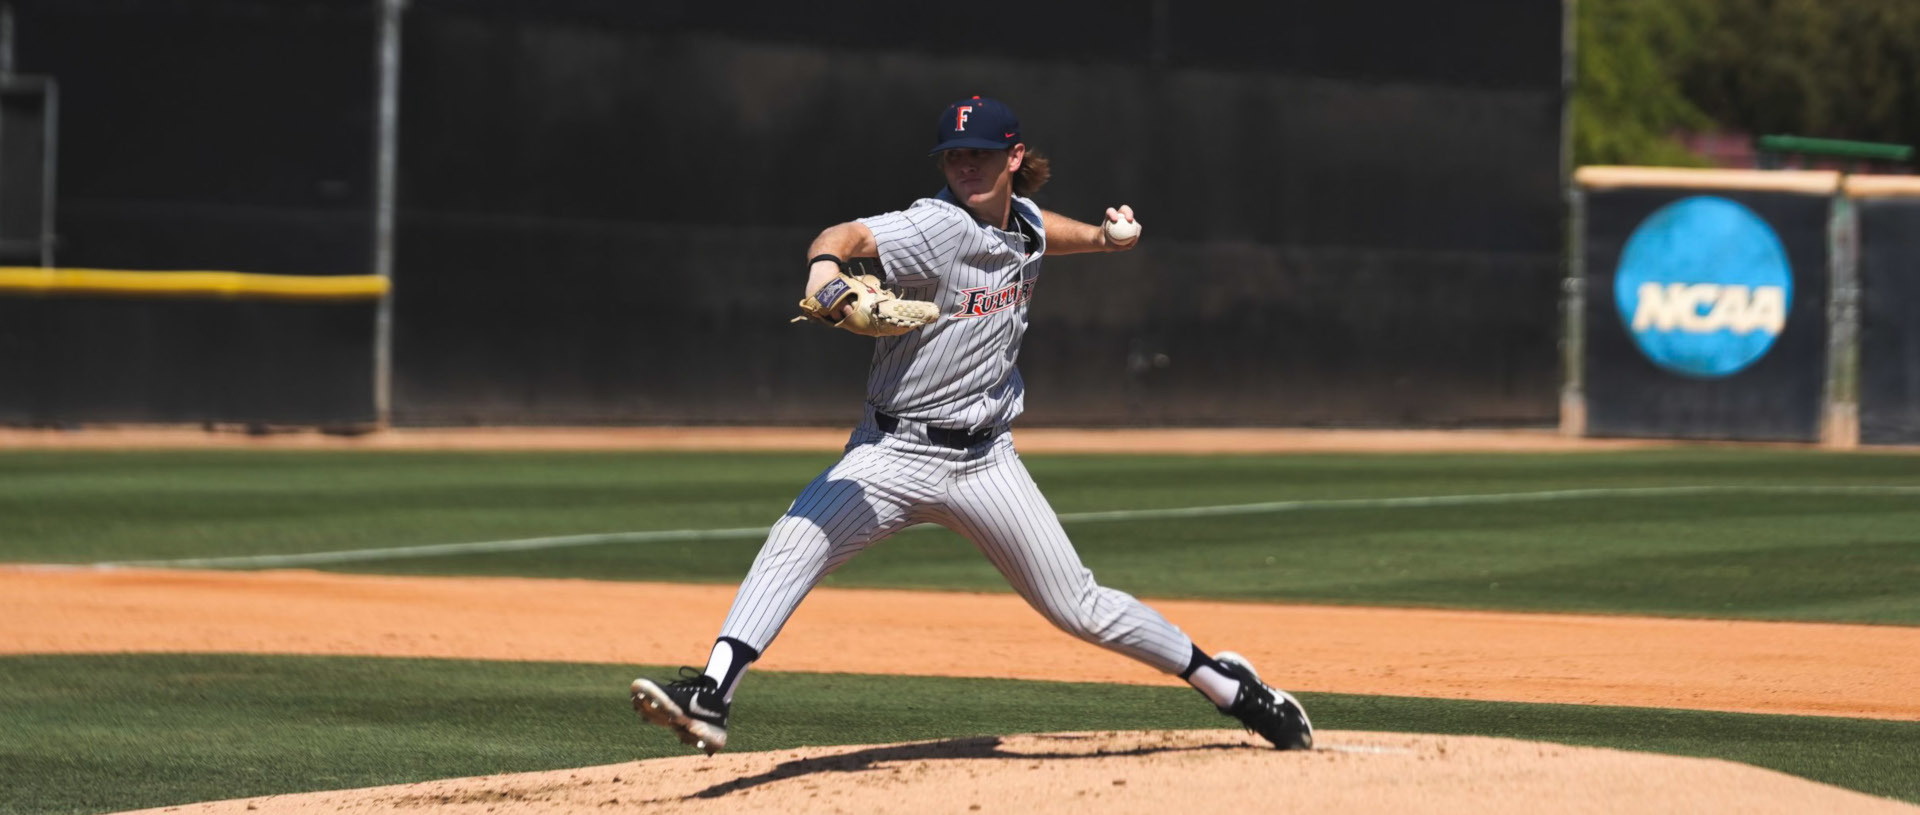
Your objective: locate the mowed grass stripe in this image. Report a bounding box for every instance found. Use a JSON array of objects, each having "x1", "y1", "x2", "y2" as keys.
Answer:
[
  {"x1": 1, "y1": 654, "x2": 1914, "y2": 815},
  {"x1": 7, "y1": 448, "x2": 1918, "y2": 623},
  {"x1": 93, "y1": 484, "x2": 1920, "y2": 569},
  {"x1": 9, "y1": 447, "x2": 1920, "y2": 566}
]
